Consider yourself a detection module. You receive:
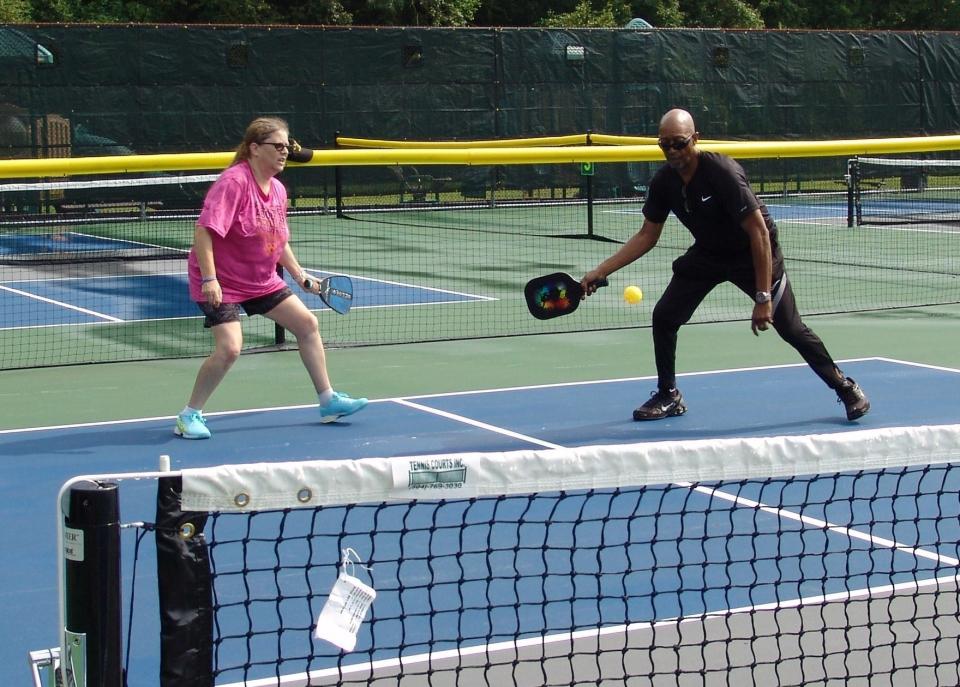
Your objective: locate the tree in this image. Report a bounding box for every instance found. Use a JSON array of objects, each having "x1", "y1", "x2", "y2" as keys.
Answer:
[
  {"x1": 0, "y1": 0, "x2": 32, "y2": 21},
  {"x1": 540, "y1": 0, "x2": 631, "y2": 27},
  {"x1": 677, "y1": 0, "x2": 764, "y2": 28},
  {"x1": 345, "y1": 0, "x2": 481, "y2": 26},
  {"x1": 418, "y1": 0, "x2": 484, "y2": 26},
  {"x1": 629, "y1": 0, "x2": 684, "y2": 27},
  {"x1": 10, "y1": 0, "x2": 960, "y2": 28}
]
